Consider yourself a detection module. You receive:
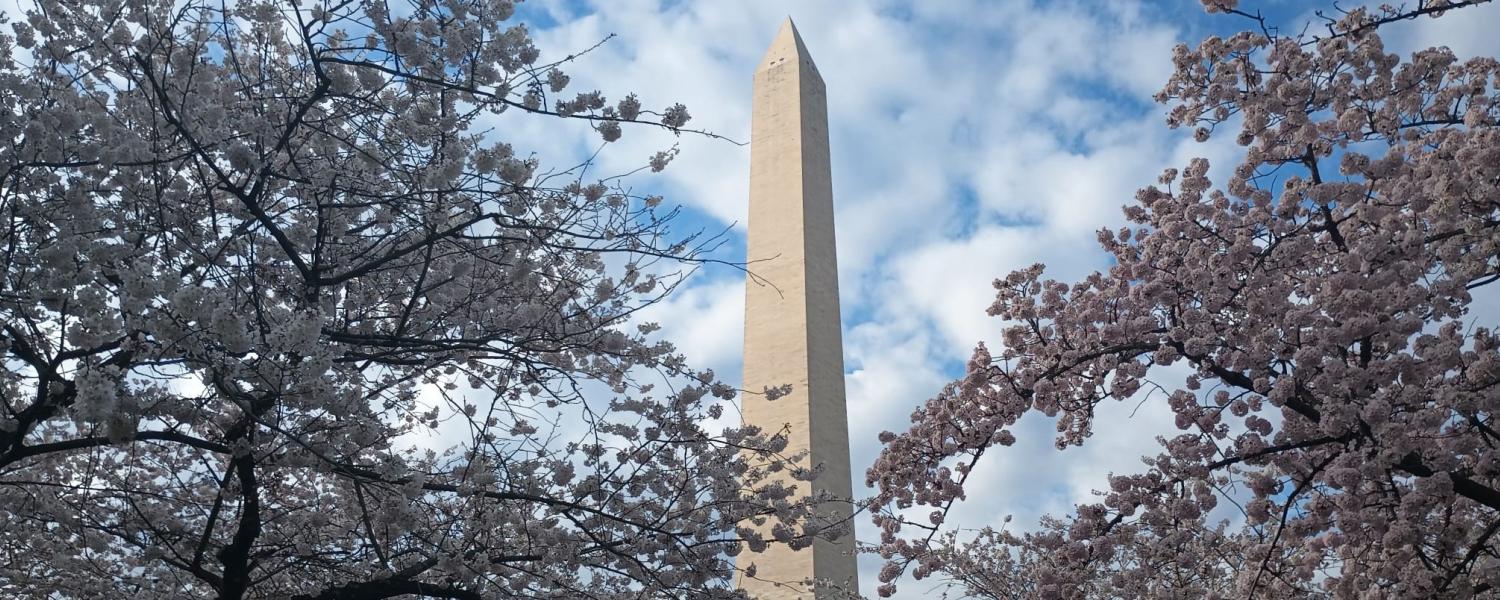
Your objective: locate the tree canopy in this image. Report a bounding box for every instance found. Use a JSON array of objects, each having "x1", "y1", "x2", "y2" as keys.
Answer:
[
  {"x1": 0, "y1": 0, "x2": 820, "y2": 598},
  {"x1": 868, "y1": 1, "x2": 1500, "y2": 598}
]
